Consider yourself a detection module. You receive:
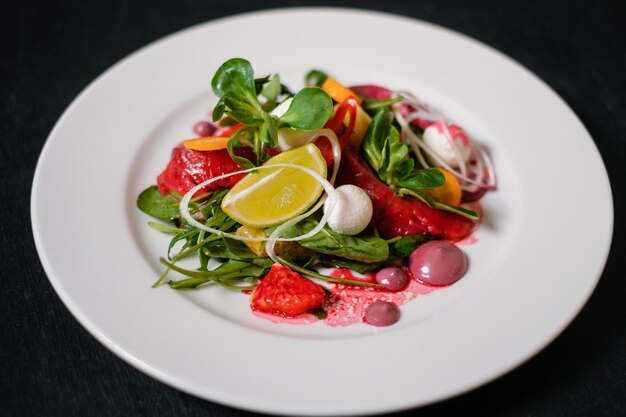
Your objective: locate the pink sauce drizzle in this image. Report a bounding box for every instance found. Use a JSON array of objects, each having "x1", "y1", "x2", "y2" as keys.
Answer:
[
  {"x1": 246, "y1": 268, "x2": 440, "y2": 327},
  {"x1": 322, "y1": 269, "x2": 437, "y2": 327}
]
